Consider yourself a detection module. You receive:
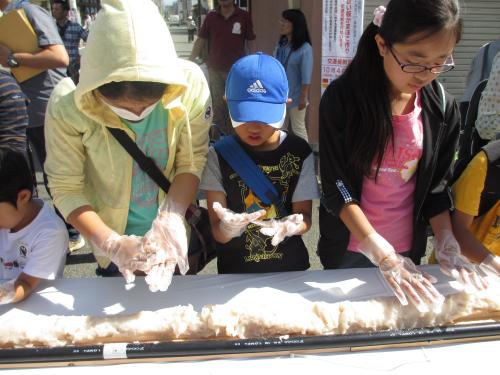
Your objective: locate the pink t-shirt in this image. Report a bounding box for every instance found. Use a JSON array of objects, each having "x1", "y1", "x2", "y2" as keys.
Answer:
[{"x1": 348, "y1": 91, "x2": 424, "y2": 253}]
